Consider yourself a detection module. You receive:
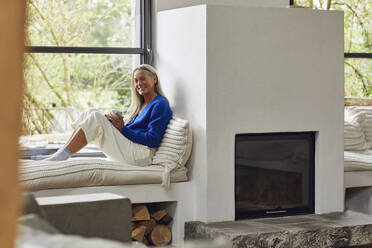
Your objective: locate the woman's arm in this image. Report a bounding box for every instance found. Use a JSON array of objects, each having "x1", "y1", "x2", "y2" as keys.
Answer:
[
  {"x1": 121, "y1": 102, "x2": 172, "y2": 148},
  {"x1": 105, "y1": 112, "x2": 124, "y2": 131}
]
